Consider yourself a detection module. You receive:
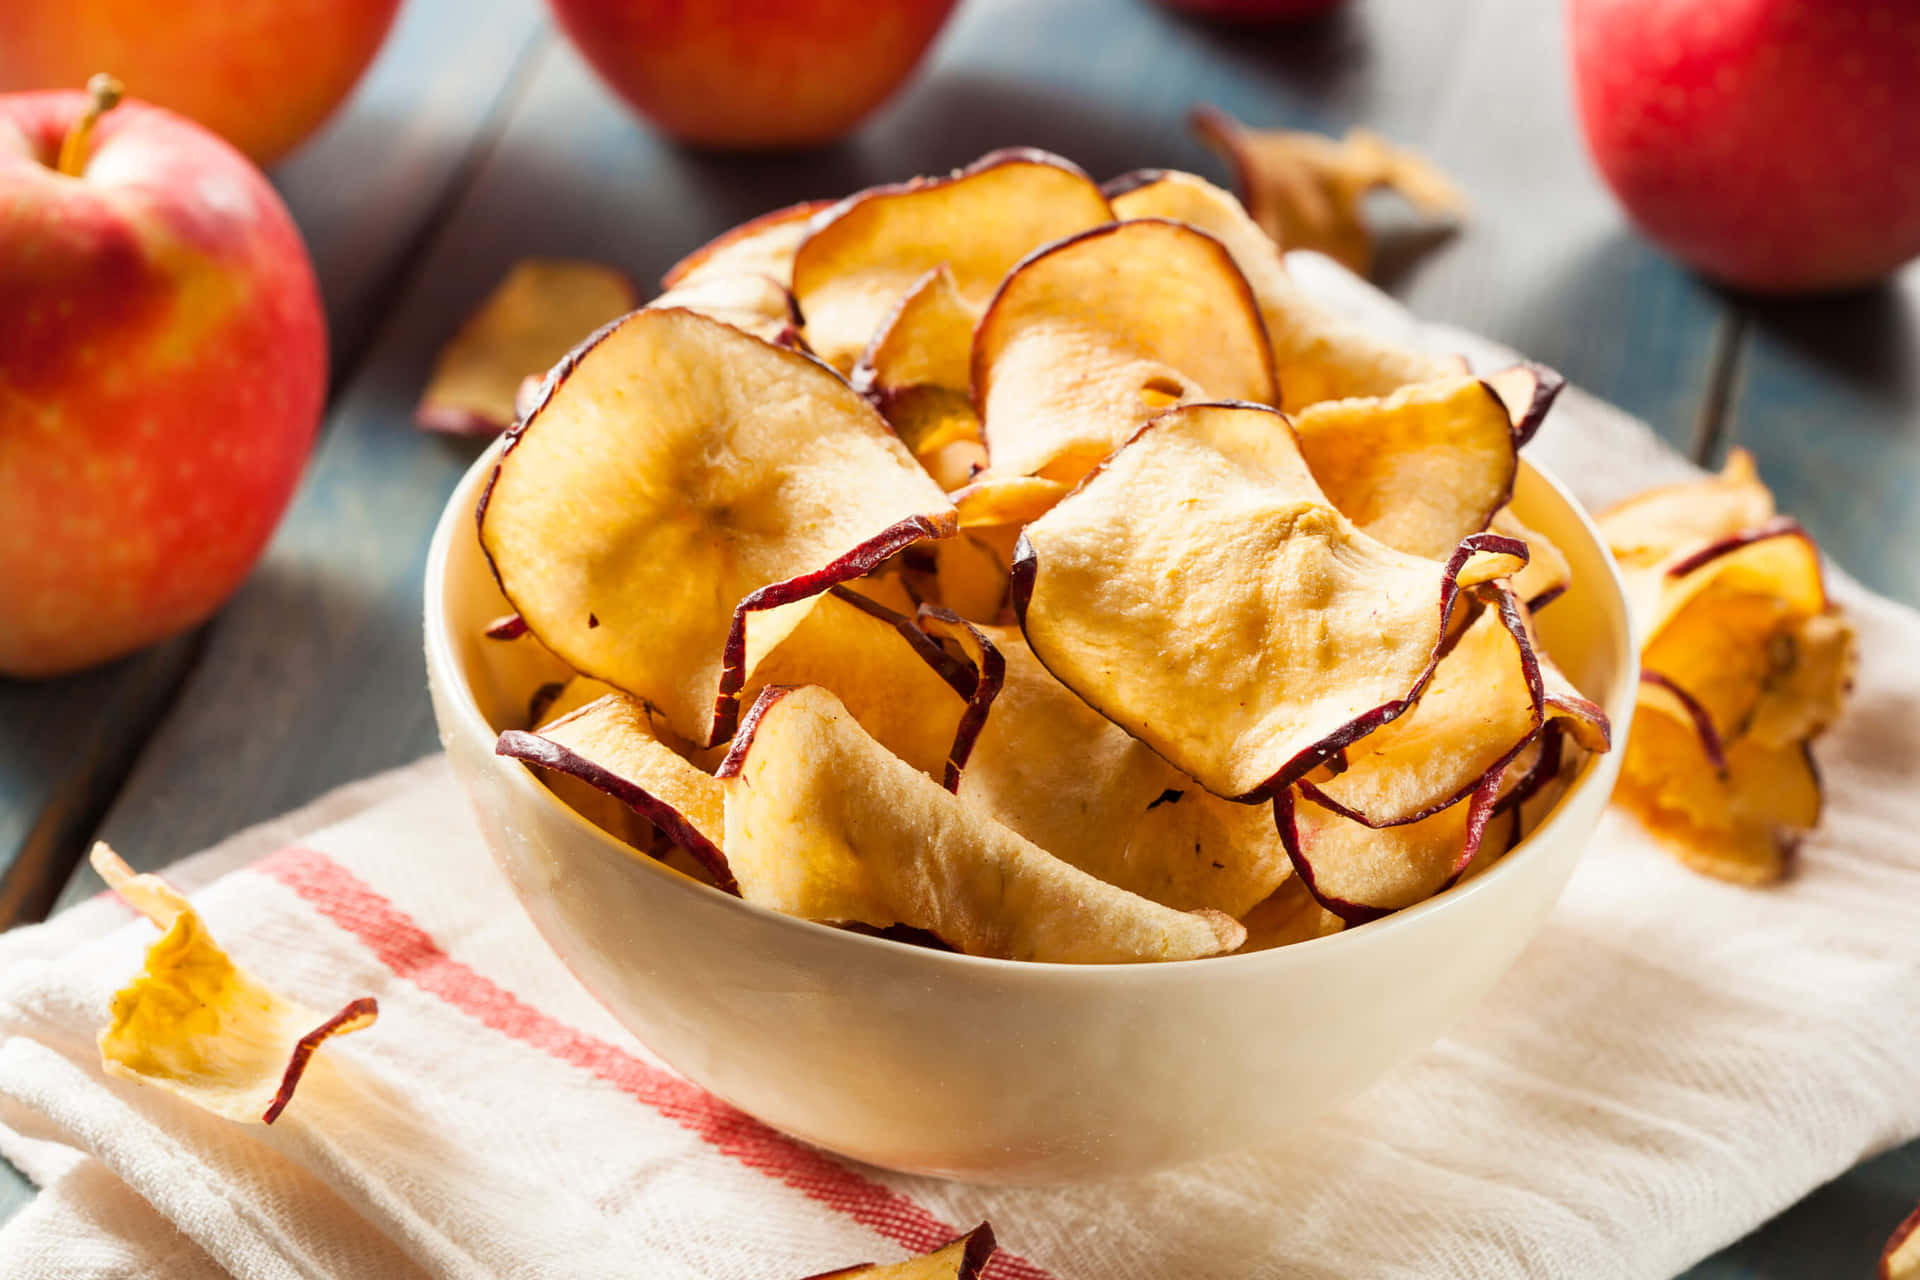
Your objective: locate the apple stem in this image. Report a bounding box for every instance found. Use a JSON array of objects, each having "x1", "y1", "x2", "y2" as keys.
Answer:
[{"x1": 54, "y1": 74, "x2": 125, "y2": 178}]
